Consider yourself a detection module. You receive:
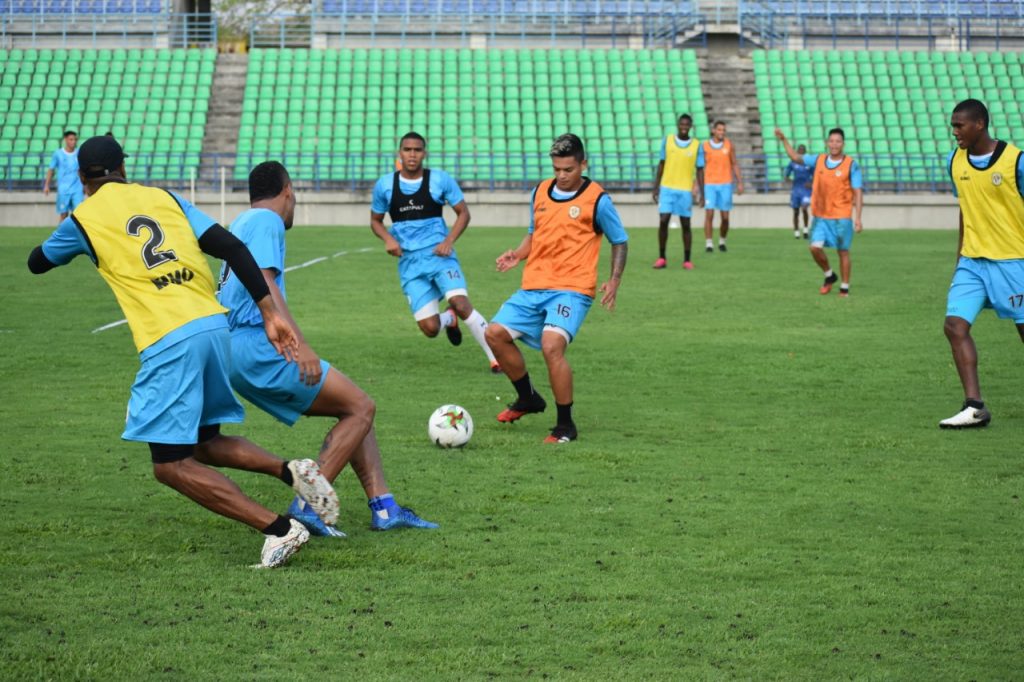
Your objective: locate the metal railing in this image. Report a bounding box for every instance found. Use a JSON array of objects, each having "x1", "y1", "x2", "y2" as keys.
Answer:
[
  {"x1": 0, "y1": 12, "x2": 217, "y2": 47},
  {"x1": 2, "y1": 150, "x2": 955, "y2": 194},
  {"x1": 250, "y1": 10, "x2": 700, "y2": 48},
  {"x1": 738, "y1": 0, "x2": 1024, "y2": 21}
]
